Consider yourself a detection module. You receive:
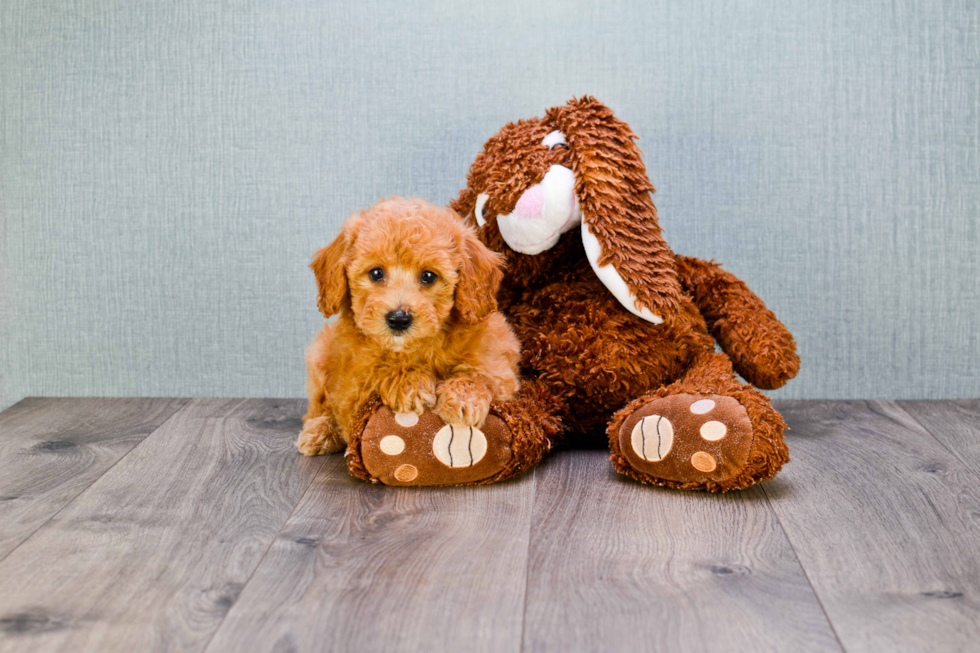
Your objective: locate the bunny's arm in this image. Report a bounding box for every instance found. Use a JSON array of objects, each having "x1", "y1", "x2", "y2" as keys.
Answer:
[{"x1": 674, "y1": 255, "x2": 800, "y2": 390}]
